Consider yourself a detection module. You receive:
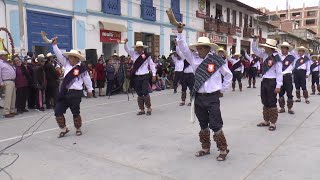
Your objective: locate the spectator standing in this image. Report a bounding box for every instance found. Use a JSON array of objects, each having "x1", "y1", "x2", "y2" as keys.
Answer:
[
  {"x1": 95, "y1": 58, "x2": 106, "y2": 96},
  {"x1": 87, "y1": 62, "x2": 97, "y2": 98},
  {"x1": 33, "y1": 54, "x2": 47, "y2": 111},
  {"x1": 44, "y1": 53, "x2": 59, "y2": 109},
  {"x1": 14, "y1": 56, "x2": 31, "y2": 114},
  {"x1": 106, "y1": 59, "x2": 115, "y2": 96},
  {"x1": 123, "y1": 57, "x2": 133, "y2": 93},
  {"x1": 0, "y1": 50, "x2": 17, "y2": 118}
]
